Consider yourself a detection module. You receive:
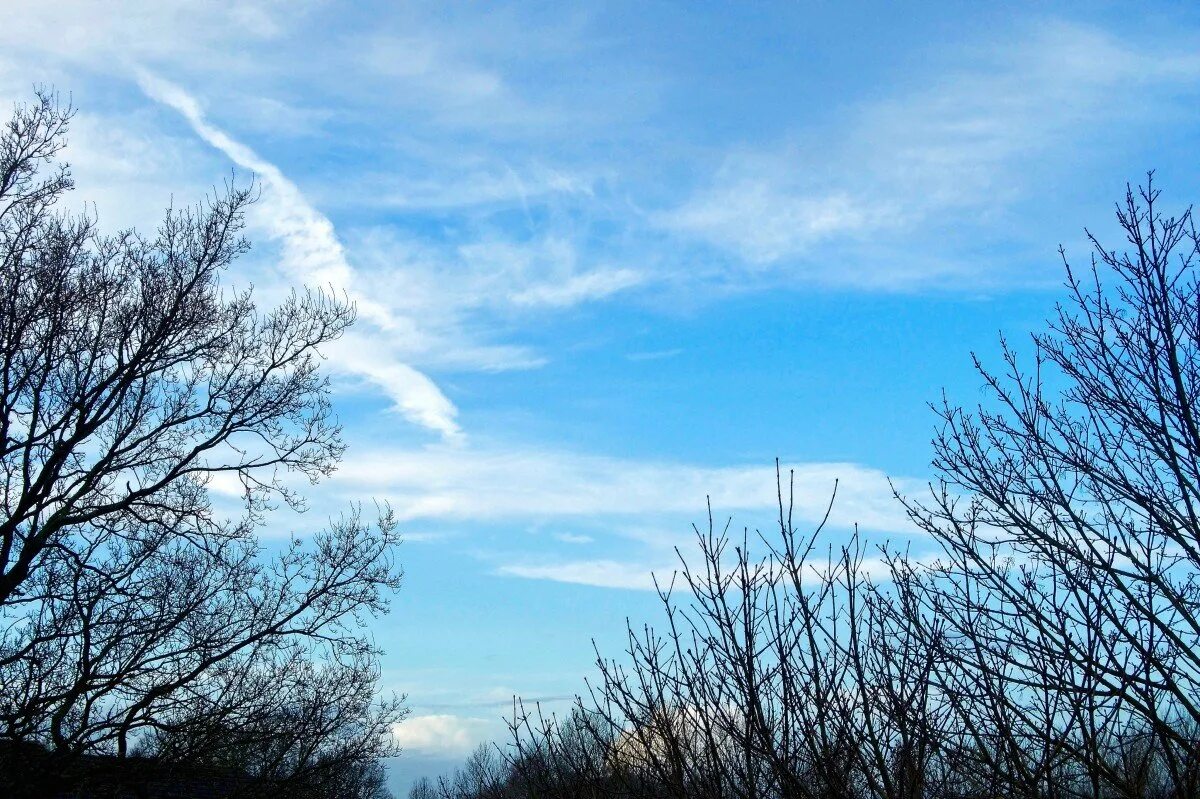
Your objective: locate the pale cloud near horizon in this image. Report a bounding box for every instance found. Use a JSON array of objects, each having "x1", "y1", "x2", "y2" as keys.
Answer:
[
  {"x1": 494, "y1": 551, "x2": 931, "y2": 592},
  {"x1": 330, "y1": 445, "x2": 916, "y2": 533},
  {"x1": 496, "y1": 559, "x2": 675, "y2": 591},
  {"x1": 322, "y1": 444, "x2": 923, "y2": 591},
  {"x1": 210, "y1": 440, "x2": 924, "y2": 590},
  {"x1": 391, "y1": 715, "x2": 497, "y2": 758}
]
